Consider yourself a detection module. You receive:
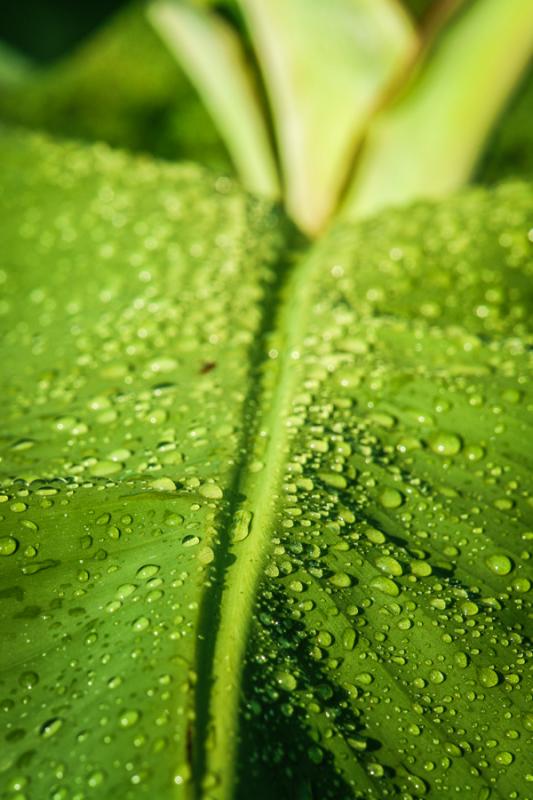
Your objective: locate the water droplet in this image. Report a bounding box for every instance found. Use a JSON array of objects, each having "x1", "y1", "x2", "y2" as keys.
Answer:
[
  {"x1": 18, "y1": 671, "x2": 39, "y2": 689},
  {"x1": 149, "y1": 477, "x2": 176, "y2": 492},
  {"x1": 342, "y1": 628, "x2": 357, "y2": 650},
  {"x1": 164, "y1": 512, "x2": 184, "y2": 527},
  {"x1": 370, "y1": 576, "x2": 400, "y2": 597},
  {"x1": 375, "y1": 556, "x2": 403, "y2": 576},
  {"x1": 485, "y1": 554, "x2": 513, "y2": 576},
  {"x1": 132, "y1": 617, "x2": 150, "y2": 632},
  {"x1": 379, "y1": 488, "x2": 404, "y2": 509},
  {"x1": 115, "y1": 584, "x2": 136, "y2": 600},
  {"x1": 0, "y1": 536, "x2": 18, "y2": 556},
  {"x1": 329, "y1": 572, "x2": 352, "y2": 588},
  {"x1": 136, "y1": 564, "x2": 160, "y2": 579},
  {"x1": 428, "y1": 432, "x2": 462, "y2": 456},
  {"x1": 199, "y1": 483, "x2": 223, "y2": 500},
  {"x1": 318, "y1": 472, "x2": 347, "y2": 490},
  {"x1": 275, "y1": 670, "x2": 297, "y2": 691},
  {"x1": 478, "y1": 667, "x2": 499, "y2": 688},
  {"x1": 454, "y1": 652, "x2": 469, "y2": 669},
  {"x1": 461, "y1": 601, "x2": 479, "y2": 616},
  {"x1": 40, "y1": 717, "x2": 63, "y2": 738},
  {"x1": 495, "y1": 751, "x2": 513, "y2": 766},
  {"x1": 233, "y1": 509, "x2": 253, "y2": 543},
  {"x1": 198, "y1": 546, "x2": 215, "y2": 565},
  {"x1": 89, "y1": 460, "x2": 122, "y2": 477},
  {"x1": 511, "y1": 577, "x2": 530, "y2": 593},
  {"x1": 87, "y1": 770, "x2": 106, "y2": 788},
  {"x1": 119, "y1": 709, "x2": 140, "y2": 728}
]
